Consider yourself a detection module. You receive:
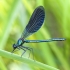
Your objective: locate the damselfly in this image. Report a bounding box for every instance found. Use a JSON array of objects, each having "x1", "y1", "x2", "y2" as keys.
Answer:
[{"x1": 12, "y1": 6, "x2": 65, "y2": 58}]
